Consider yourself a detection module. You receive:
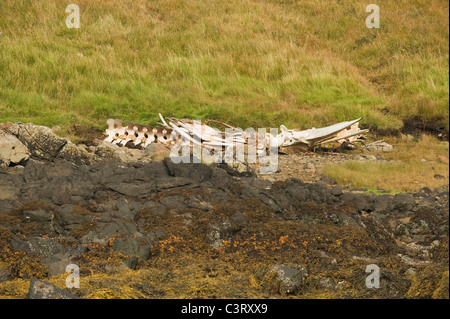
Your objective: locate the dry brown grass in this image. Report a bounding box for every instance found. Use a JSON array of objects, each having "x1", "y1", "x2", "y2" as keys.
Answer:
[{"x1": 323, "y1": 134, "x2": 449, "y2": 192}]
